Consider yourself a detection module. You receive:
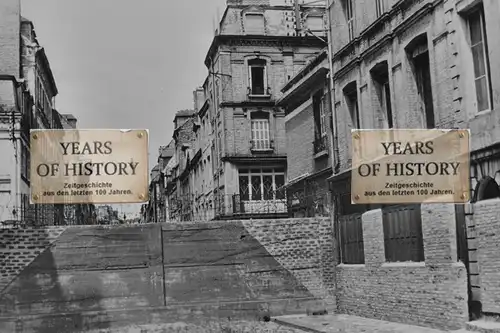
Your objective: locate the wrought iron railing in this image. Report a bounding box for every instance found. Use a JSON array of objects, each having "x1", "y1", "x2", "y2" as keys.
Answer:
[
  {"x1": 167, "y1": 191, "x2": 290, "y2": 222},
  {"x1": 247, "y1": 86, "x2": 271, "y2": 96},
  {"x1": 250, "y1": 139, "x2": 273, "y2": 151},
  {"x1": 313, "y1": 136, "x2": 328, "y2": 154},
  {"x1": 165, "y1": 186, "x2": 332, "y2": 222}
]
